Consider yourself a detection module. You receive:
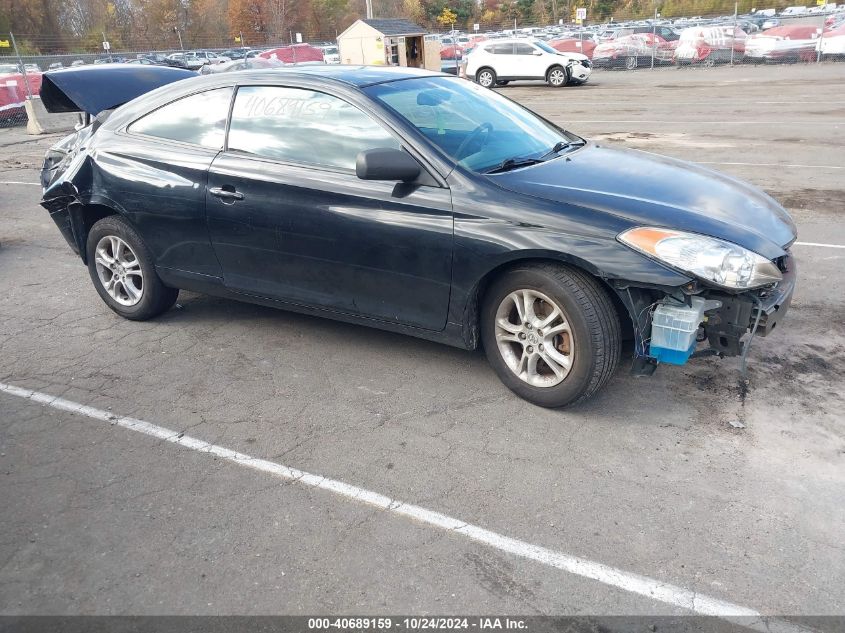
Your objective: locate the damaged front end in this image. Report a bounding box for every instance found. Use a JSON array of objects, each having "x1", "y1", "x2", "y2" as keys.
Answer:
[{"x1": 613, "y1": 228, "x2": 797, "y2": 374}]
